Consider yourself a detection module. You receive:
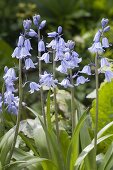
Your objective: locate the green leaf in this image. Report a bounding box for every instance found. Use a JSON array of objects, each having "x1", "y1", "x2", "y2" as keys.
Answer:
[
  {"x1": 91, "y1": 81, "x2": 113, "y2": 151},
  {"x1": 99, "y1": 142, "x2": 113, "y2": 170},
  {"x1": 75, "y1": 134, "x2": 113, "y2": 169},
  {"x1": 66, "y1": 108, "x2": 88, "y2": 170},
  {"x1": 59, "y1": 130, "x2": 70, "y2": 165},
  {"x1": 6, "y1": 157, "x2": 56, "y2": 170},
  {"x1": 78, "y1": 105, "x2": 95, "y2": 170},
  {"x1": 0, "y1": 127, "x2": 15, "y2": 166}
]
